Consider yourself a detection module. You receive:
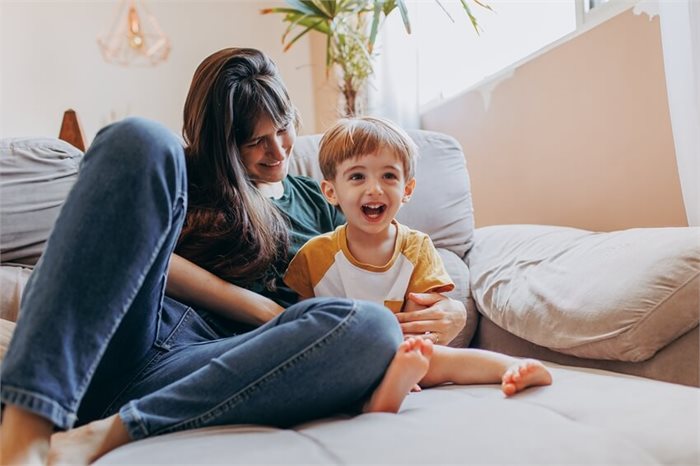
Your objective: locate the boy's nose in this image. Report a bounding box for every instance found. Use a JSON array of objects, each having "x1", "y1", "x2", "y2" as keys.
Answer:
[{"x1": 367, "y1": 181, "x2": 383, "y2": 195}]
